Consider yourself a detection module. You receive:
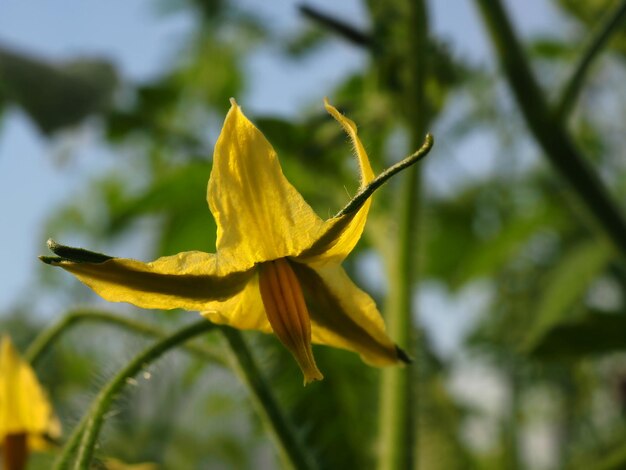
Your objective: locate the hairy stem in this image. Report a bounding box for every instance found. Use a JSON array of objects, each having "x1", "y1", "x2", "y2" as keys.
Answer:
[
  {"x1": 222, "y1": 328, "x2": 318, "y2": 470},
  {"x1": 71, "y1": 319, "x2": 216, "y2": 469},
  {"x1": 336, "y1": 133, "x2": 433, "y2": 218},
  {"x1": 52, "y1": 417, "x2": 86, "y2": 470},
  {"x1": 25, "y1": 309, "x2": 226, "y2": 367},
  {"x1": 41, "y1": 312, "x2": 315, "y2": 470}
]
